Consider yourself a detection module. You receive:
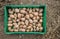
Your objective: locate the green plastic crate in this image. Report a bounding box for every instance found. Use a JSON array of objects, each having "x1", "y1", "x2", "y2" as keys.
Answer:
[{"x1": 4, "y1": 5, "x2": 46, "y2": 34}]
